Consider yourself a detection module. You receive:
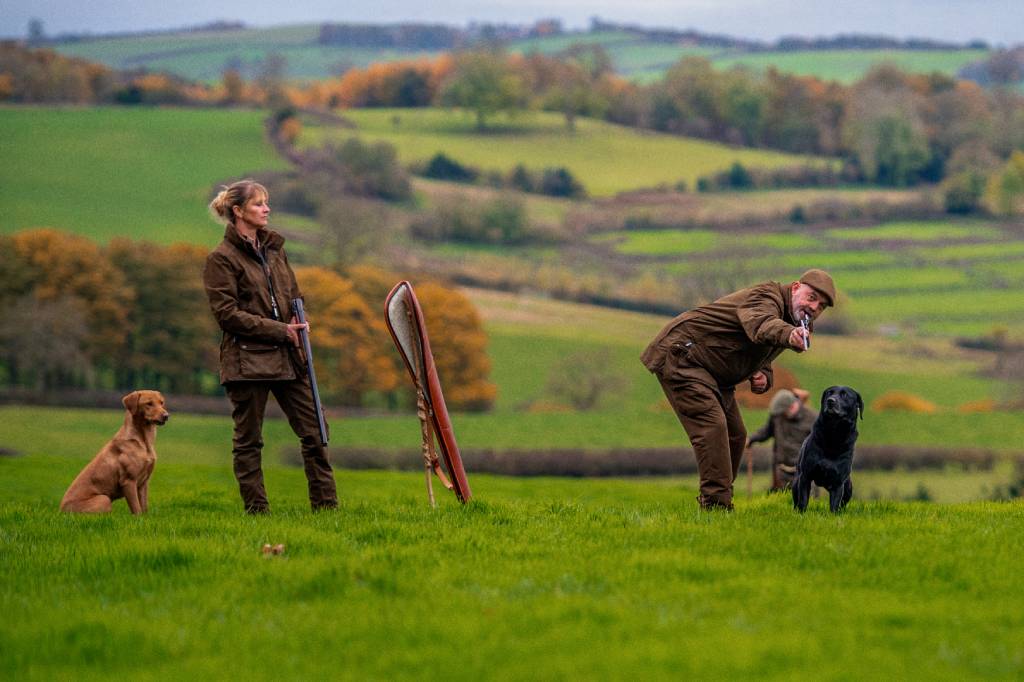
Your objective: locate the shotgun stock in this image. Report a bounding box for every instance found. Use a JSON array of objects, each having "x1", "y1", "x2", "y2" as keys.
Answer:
[{"x1": 291, "y1": 298, "x2": 328, "y2": 446}]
